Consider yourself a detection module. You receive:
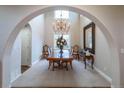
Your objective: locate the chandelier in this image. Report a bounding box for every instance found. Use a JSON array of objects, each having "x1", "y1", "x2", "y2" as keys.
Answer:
[{"x1": 52, "y1": 11, "x2": 70, "y2": 34}]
